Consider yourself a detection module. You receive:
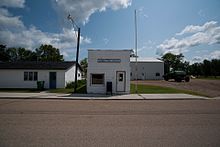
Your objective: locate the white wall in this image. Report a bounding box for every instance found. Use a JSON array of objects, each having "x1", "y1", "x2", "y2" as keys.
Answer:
[
  {"x1": 0, "y1": 69, "x2": 66, "y2": 89},
  {"x1": 65, "y1": 65, "x2": 82, "y2": 87},
  {"x1": 130, "y1": 62, "x2": 164, "y2": 80},
  {"x1": 87, "y1": 50, "x2": 130, "y2": 94}
]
